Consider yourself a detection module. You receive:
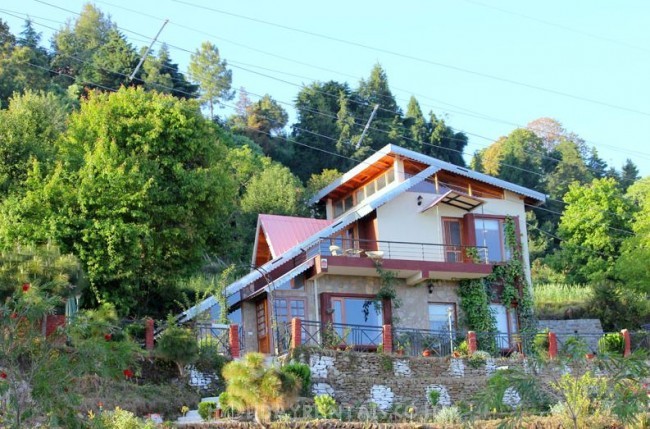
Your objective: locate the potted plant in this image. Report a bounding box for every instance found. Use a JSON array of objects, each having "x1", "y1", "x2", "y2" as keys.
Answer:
[
  {"x1": 395, "y1": 334, "x2": 411, "y2": 356},
  {"x1": 422, "y1": 349, "x2": 432, "y2": 357}
]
